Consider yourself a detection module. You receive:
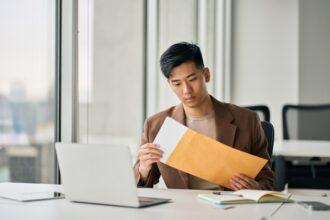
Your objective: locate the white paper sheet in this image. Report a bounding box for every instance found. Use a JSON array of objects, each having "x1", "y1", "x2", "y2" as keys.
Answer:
[{"x1": 153, "y1": 117, "x2": 188, "y2": 163}]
